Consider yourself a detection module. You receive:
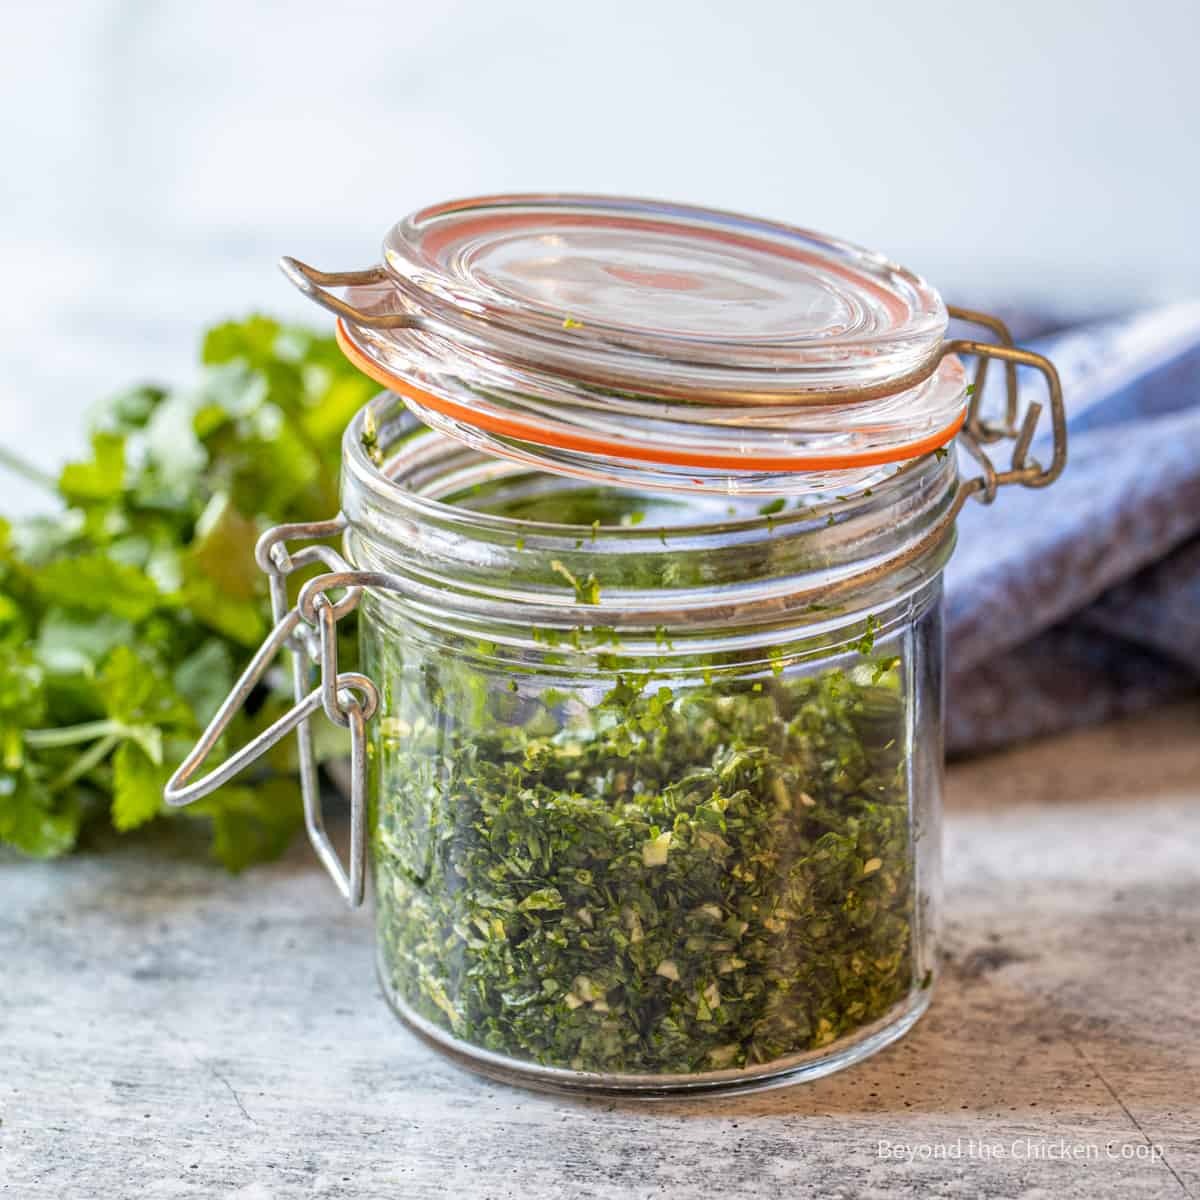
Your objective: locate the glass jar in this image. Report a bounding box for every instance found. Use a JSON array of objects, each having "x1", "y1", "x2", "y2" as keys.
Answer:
[
  {"x1": 166, "y1": 195, "x2": 1065, "y2": 1096},
  {"x1": 352, "y1": 402, "x2": 952, "y2": 1089}
]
